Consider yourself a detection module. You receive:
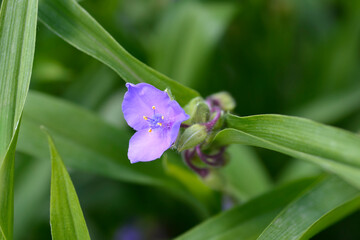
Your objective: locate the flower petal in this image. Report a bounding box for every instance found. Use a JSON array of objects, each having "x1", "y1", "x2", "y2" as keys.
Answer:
[
  {"x1": 166, "y1": 100, "x2": 190, "y2": 122},
  {"x1": 122, "y1": 83, "x2": 171, "y2": 131},
  {"x1": 128, "y1": 128, "x2": 171, "y2": 163},
  {"x1": 166, "y1": 100, "x2": 189, "y2": 144}
]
